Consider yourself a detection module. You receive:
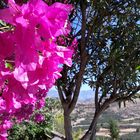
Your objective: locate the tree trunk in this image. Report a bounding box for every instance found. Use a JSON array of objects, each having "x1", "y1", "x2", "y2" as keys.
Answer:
[
  {"x1": 80, "y1": 115, "x2": 98, "y2": 140},
  {"x1": 89, "y1": 121, "x2": 97, "y2": 140},
  {"x1": 64, "y1": 111, "x2": 73, "y2": 140},
  {"x1": 81, "y1": 109, "x2": 103, "y2": 140},
  {"x1": 81, "y1": 97, "x2": 117, "y2": 140}
]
